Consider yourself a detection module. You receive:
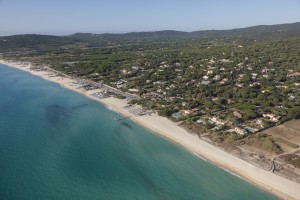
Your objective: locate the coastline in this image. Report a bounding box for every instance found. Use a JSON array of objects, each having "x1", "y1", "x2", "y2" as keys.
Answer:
[{"x1": 1, "y1": 60, "x2": 299, "y2": 200}]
